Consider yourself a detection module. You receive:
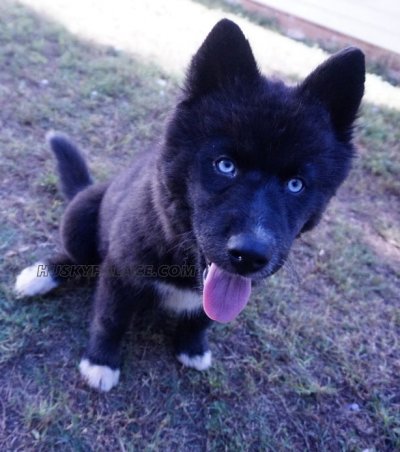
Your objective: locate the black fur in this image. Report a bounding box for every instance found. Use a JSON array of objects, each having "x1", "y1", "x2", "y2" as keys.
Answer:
[{"x1": 25, "y1": 19, "x2": 365, "y2": 386}]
